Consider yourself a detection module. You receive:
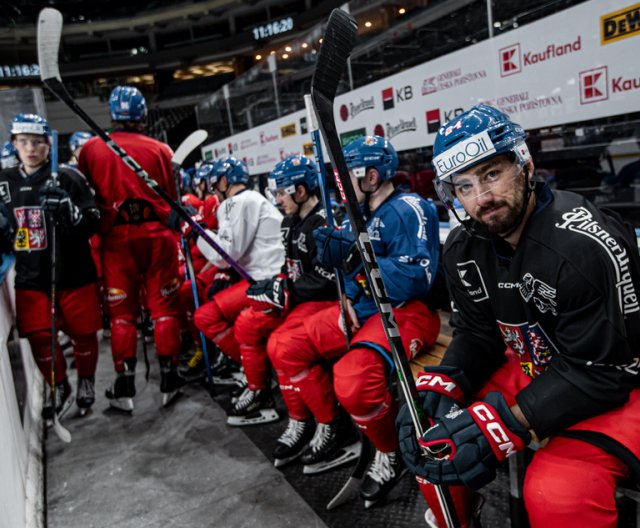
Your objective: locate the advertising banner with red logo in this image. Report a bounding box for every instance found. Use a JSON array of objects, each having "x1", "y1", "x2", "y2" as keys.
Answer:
[{"x1": 203, "y1": 0, "x2": 640, "y2": 173}]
